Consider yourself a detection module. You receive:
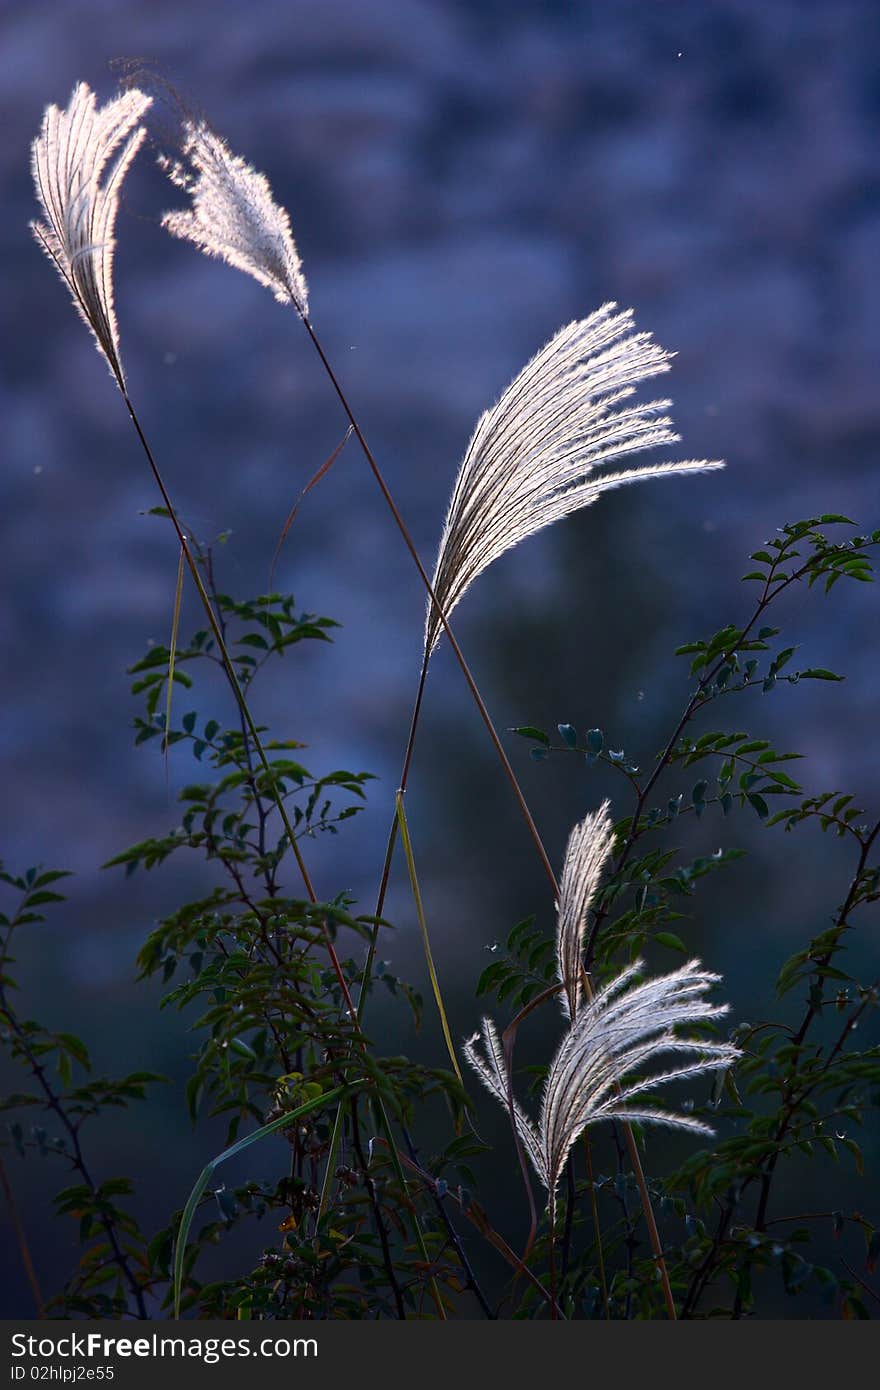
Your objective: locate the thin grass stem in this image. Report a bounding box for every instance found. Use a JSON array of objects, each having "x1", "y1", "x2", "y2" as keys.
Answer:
[
  {"x1": 583, "y1": 1134, "x2": 611, "y2": 1319},
  {"x1": 395, "y1": 792, "x2": 462, "y2": 1084},
  {"x1": 547, "y1": 1208, "x2": 559, "y2": 1320},
  {"x1": 298, "y1": 314, "x2": 558, "y2": 895}
]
